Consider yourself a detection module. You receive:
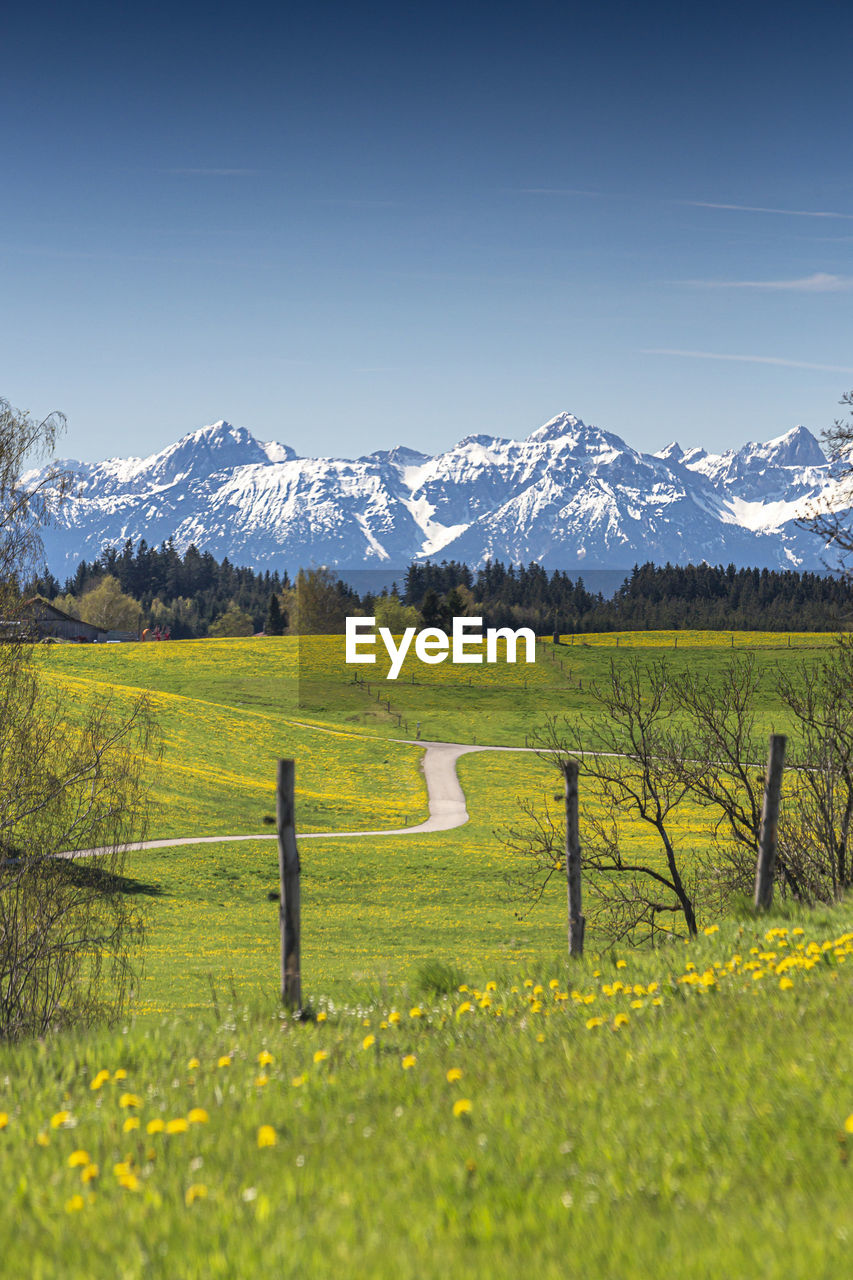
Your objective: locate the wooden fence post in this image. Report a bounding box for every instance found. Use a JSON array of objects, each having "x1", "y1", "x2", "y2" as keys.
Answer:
[
  {"x1": 754, "y1": 734, "x2": 786, "y2": 911},
  {"x1": 562, "y1": 760, "x2": 585, "y2": 957},
  {"x1": 277, "y1": 759, "x2": 302, "y2": 1011}
]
